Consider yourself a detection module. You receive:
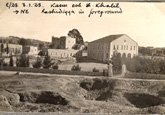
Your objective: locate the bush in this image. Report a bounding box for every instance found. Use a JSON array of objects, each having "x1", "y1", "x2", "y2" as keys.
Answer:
[
  {"x1": 71, "y1": 64, "x2": 81, "y2": 71},
  {"x1": 125, "y1": 56, "x2": 165, "y2": 74},
  {"x1": 103, "y1": 69, "x2": 108, "y2": 76},
  {"x1": 33, "y1": 57, "x2": 42, "y2": 68},
  {"x1": 111, "y1": 53, "x2": 122, "y2": 74},
  {"x1": 159, "y1": 60, "x2": 165, "y2": 74},
  {"x1": 92, "y1": 68, "x2": 99, "y2": 72},
  {"x1": 42, "y1": 55, "x2": 54, "y2": 69},
  {"x1": 16, "y1": 54, "x2": 29, "y2": 67},
  {"x1": 52, "y1": 64, "x2": 59, "y2": 70}
]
